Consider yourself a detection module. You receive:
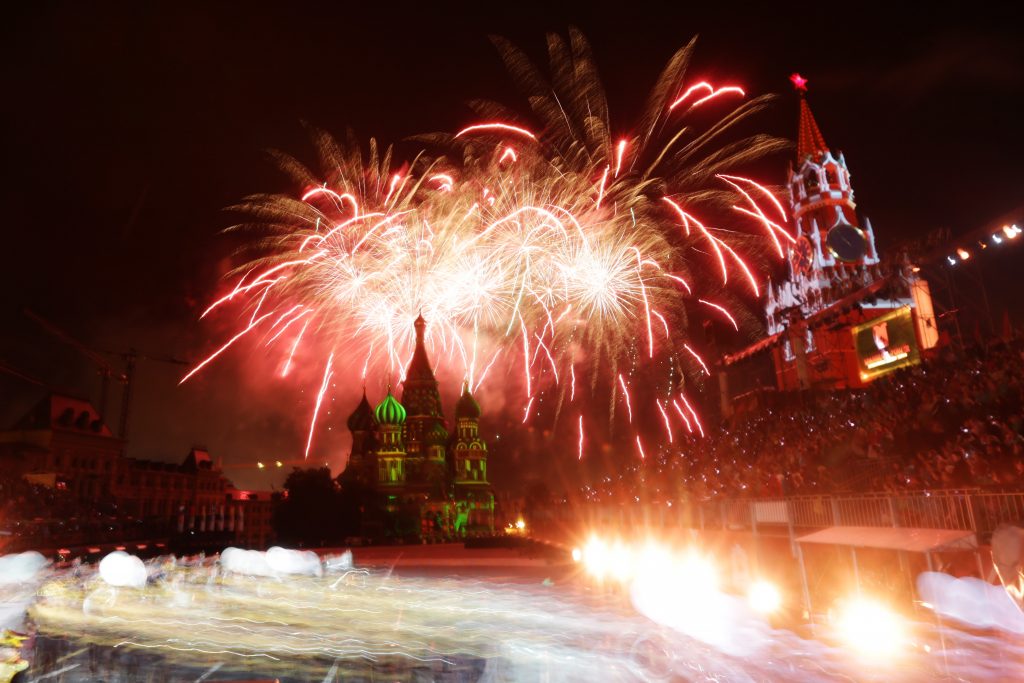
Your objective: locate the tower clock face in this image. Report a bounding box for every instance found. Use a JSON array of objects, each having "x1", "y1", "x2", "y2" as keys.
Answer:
[
  {"x1": 790, "y1": 236, "x2": 813, "y2": 275},
  {"x1": 826, "y1": 222, "x2": 867, "y2": 262}
]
